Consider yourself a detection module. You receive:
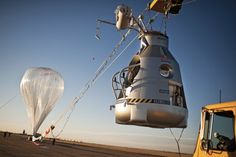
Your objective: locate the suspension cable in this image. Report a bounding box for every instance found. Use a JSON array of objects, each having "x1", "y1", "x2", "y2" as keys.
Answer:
[{"x1": 169, "y1": 128, "x2": 185, "y2": 157}]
